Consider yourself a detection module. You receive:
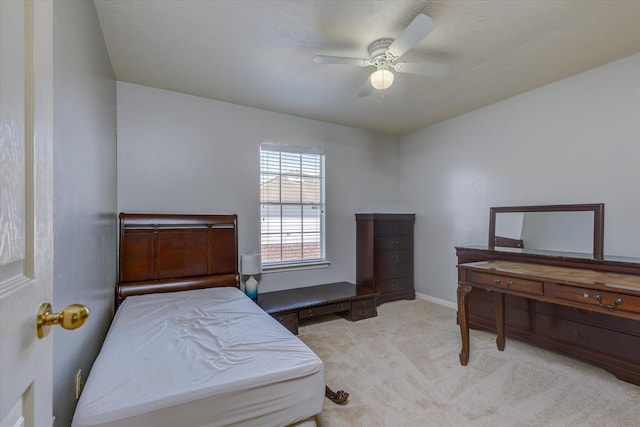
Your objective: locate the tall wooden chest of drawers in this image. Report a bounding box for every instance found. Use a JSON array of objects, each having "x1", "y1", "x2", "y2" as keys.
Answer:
[{"x1": 356, "y1": 213, "x2": 416, "y2": 305}]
